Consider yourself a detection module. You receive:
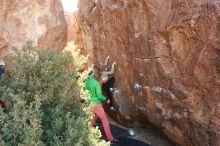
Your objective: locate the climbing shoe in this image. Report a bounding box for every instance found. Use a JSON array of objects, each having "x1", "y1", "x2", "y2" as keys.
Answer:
[
  {"x1": 110, "y1": 106, "x2": 117, "y2": 112},
  {"x1": 110, "y1": 87, "x2": 117, "y2": 92}
]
